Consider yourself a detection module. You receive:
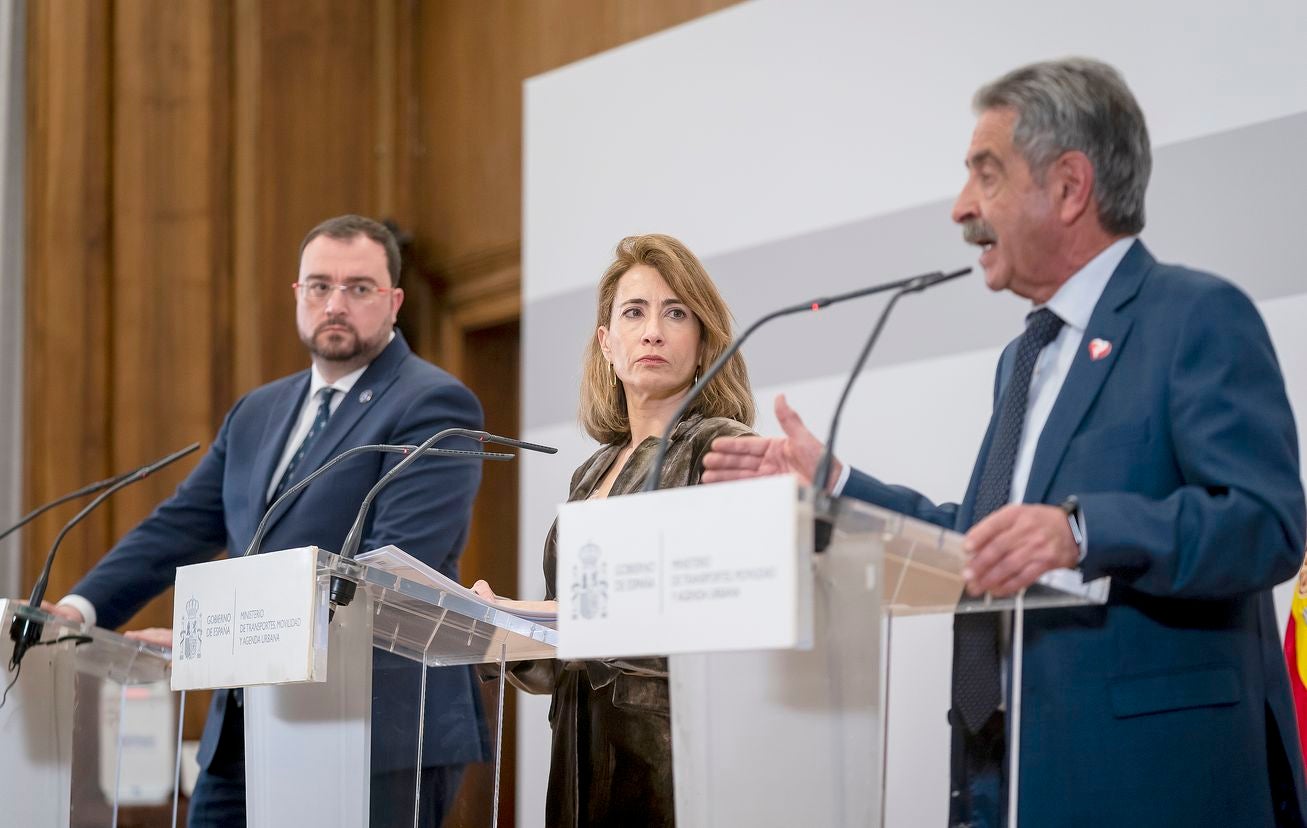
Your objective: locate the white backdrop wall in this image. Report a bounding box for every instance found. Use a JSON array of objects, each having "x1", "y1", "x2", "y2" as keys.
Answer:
[{"x1": 520, "y1": 1, "x2": 1307, "y2": 825}]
